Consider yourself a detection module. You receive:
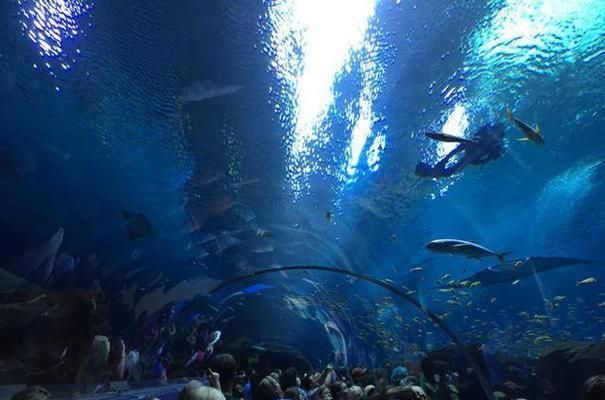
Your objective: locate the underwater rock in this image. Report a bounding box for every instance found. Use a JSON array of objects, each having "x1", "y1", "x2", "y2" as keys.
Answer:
[
  {"x1": 538, "y1": 341, "x2": 605, "y2": 400},
  {"x1": 0, "y1": 288, "x2": 109, "y2": 385}
]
